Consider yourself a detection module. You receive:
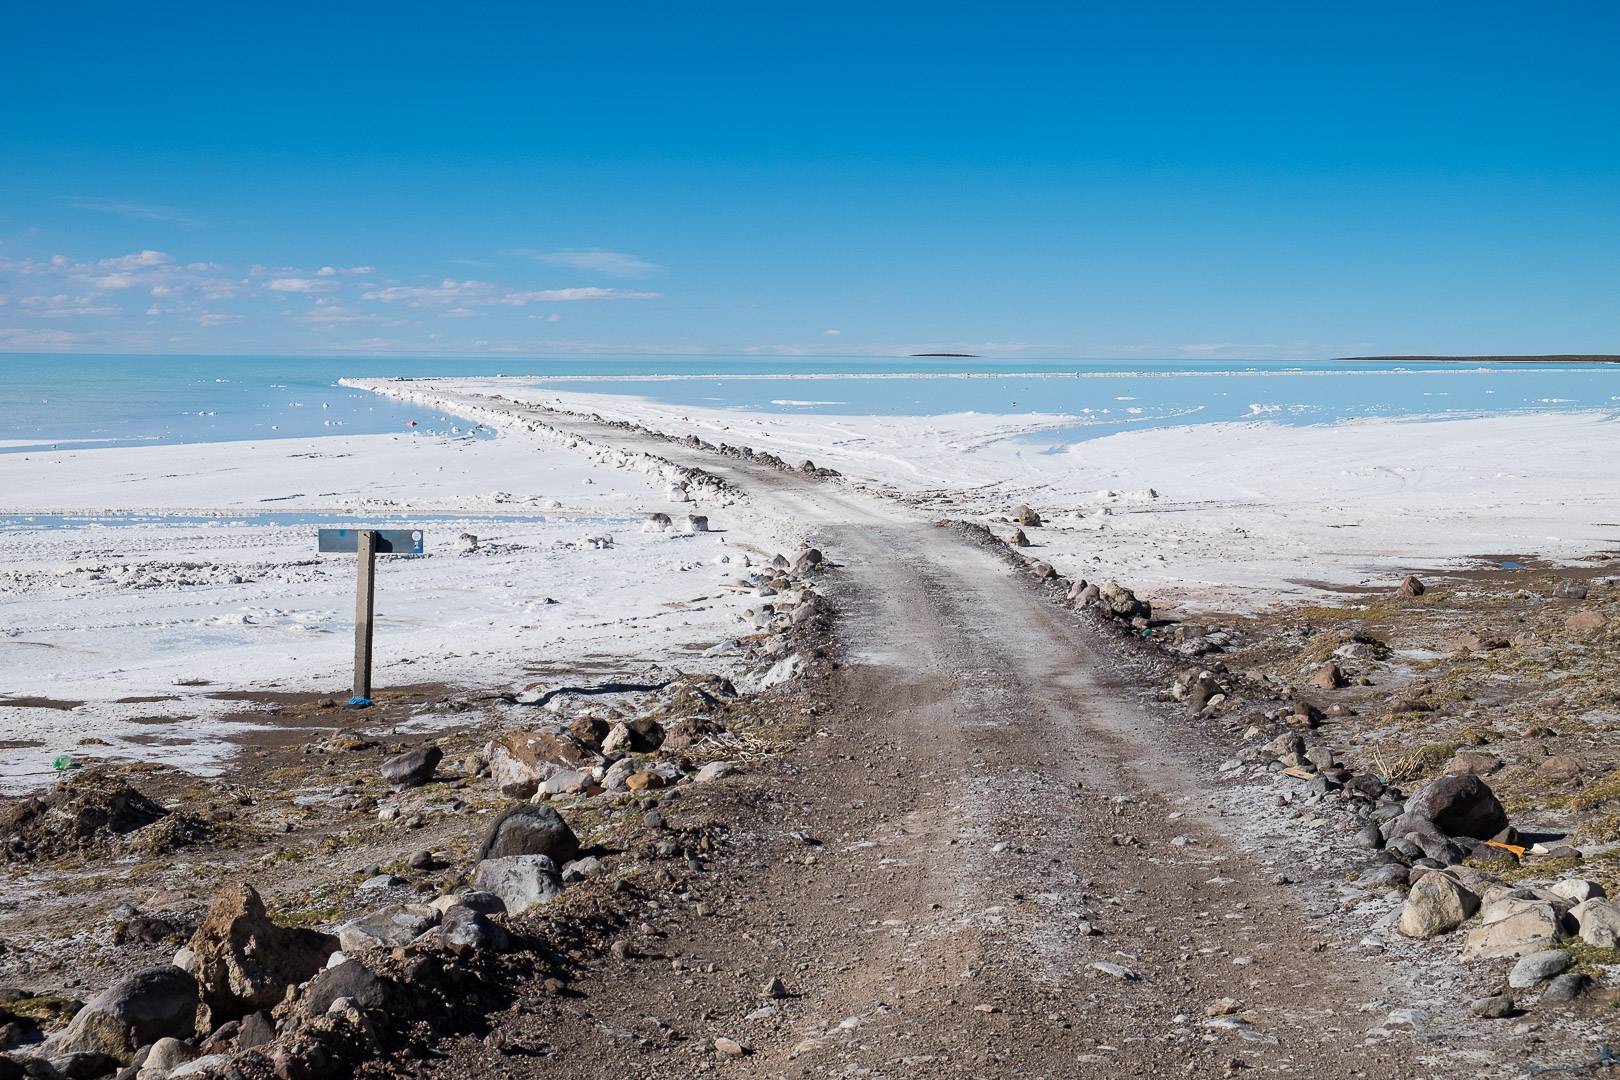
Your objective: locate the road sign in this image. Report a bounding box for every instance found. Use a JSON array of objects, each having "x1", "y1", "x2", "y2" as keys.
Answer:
[
  {"x1": 319, "y1": 528, "x2": 425, "y2": 704},
  {"x1": 318, "y1": 528, "x2": 423, "y2": 554}
]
